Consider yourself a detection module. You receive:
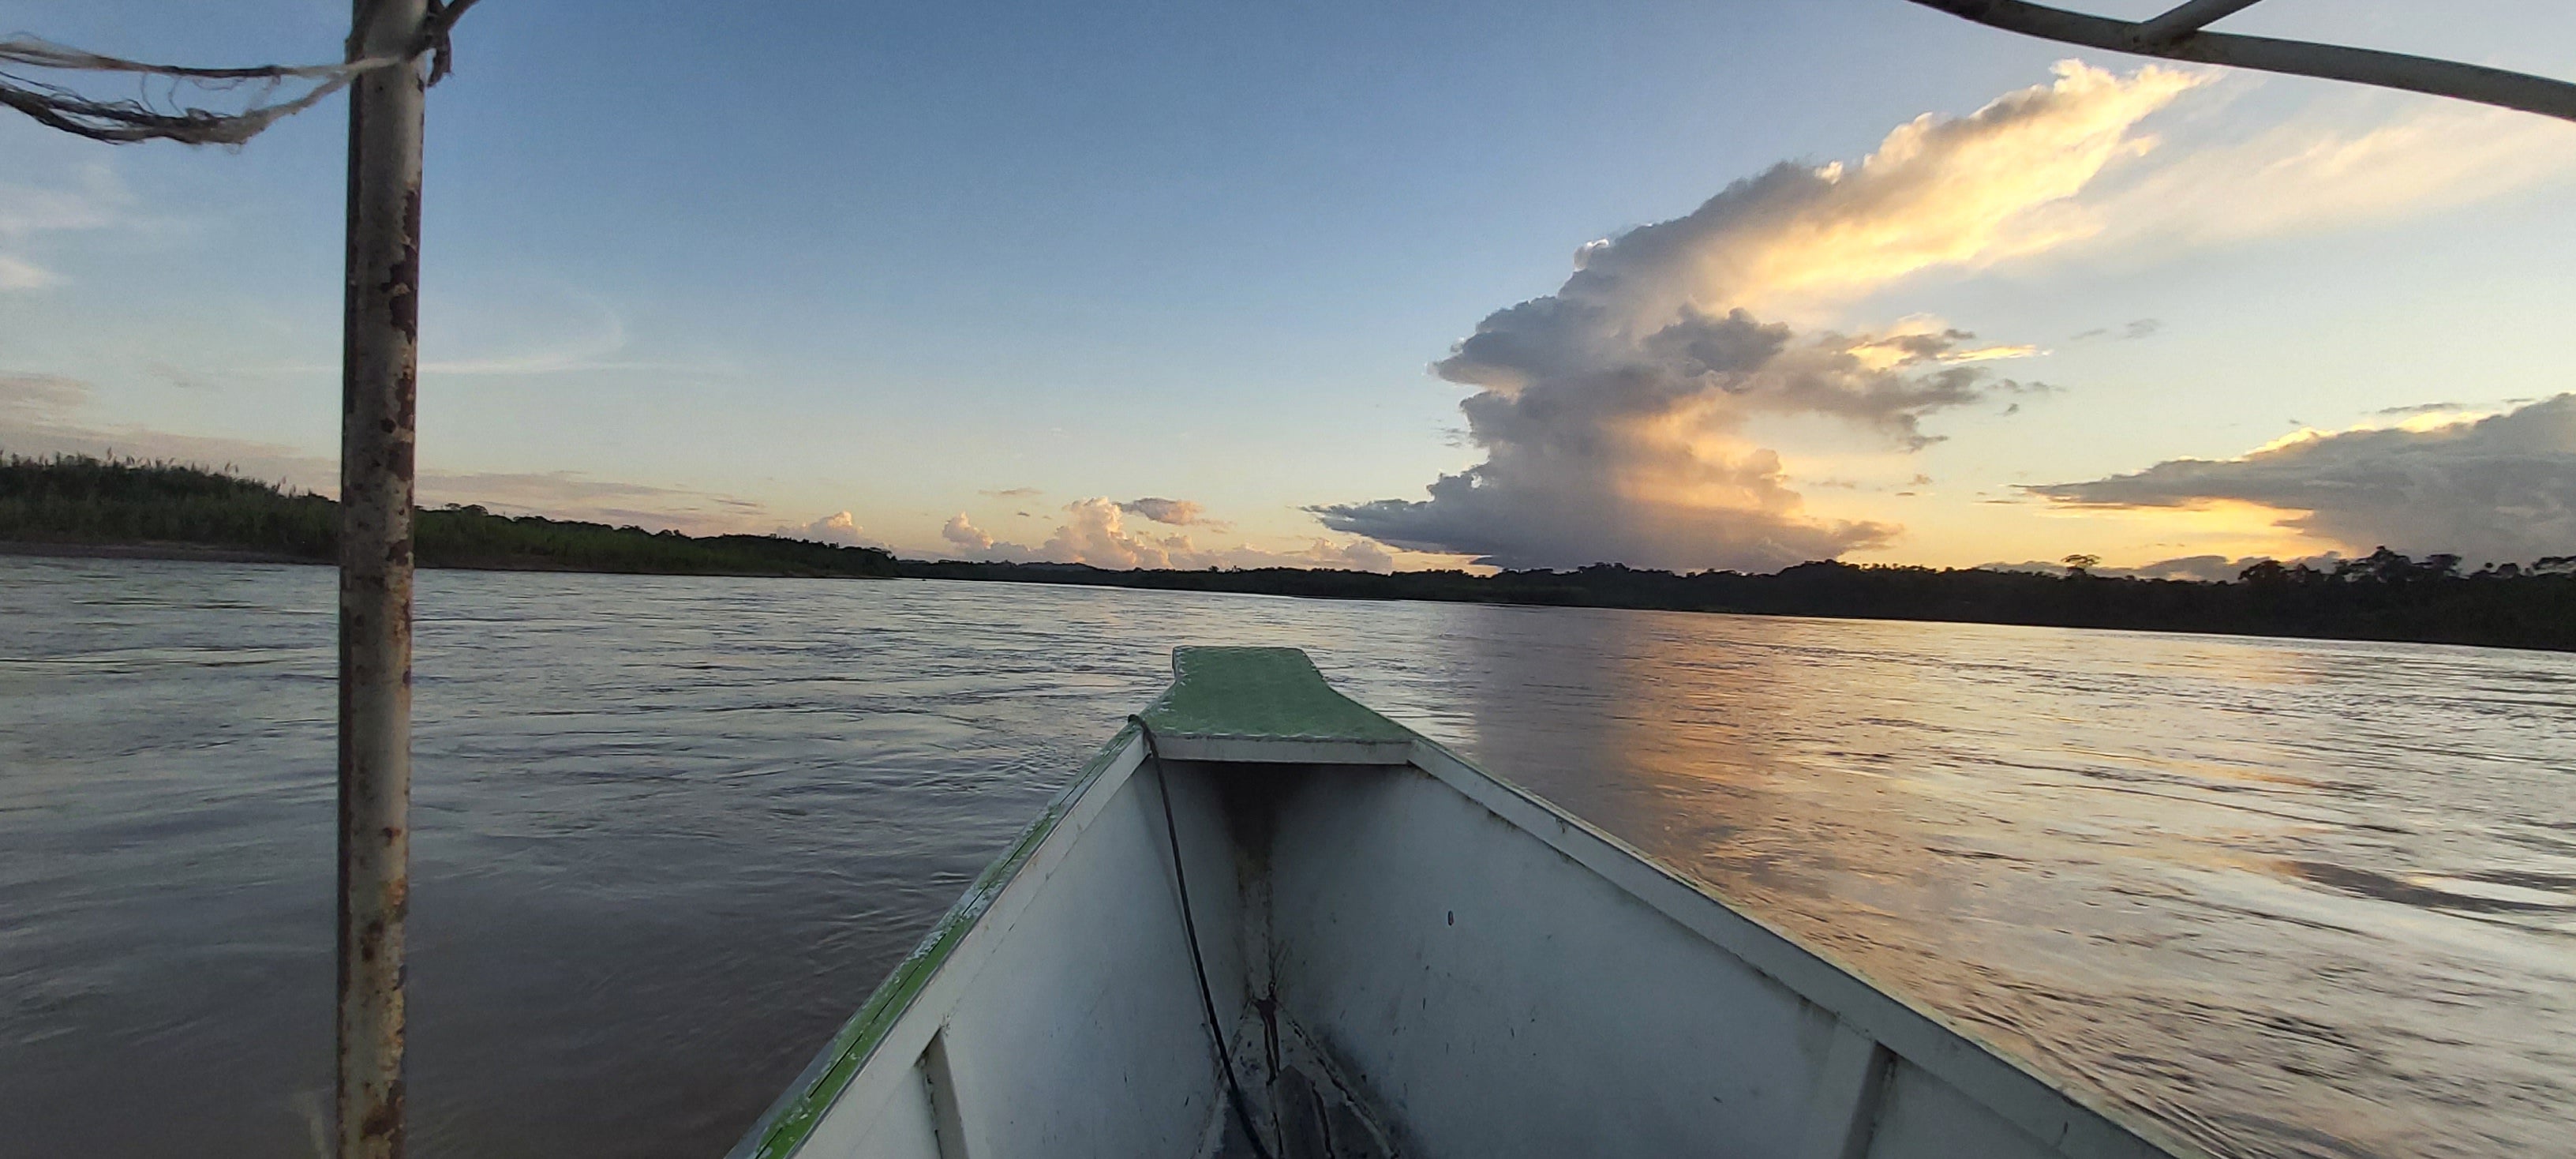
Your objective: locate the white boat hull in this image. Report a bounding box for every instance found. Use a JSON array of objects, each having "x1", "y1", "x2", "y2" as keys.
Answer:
[{"x1": 731, "y1": 648, "x2": 2195, "y2": 1159}]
